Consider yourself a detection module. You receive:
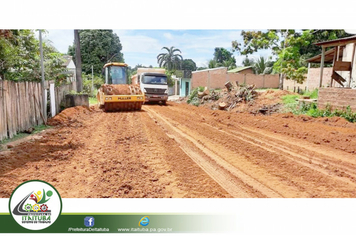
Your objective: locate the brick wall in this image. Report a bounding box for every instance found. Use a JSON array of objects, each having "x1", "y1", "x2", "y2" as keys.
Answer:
[
  {"x1": 283, "y1": 67, "x2": 341, "y2": 92},
  {"x1": 191, "y1": 68, "x2": 280, "y2": 89},
  {"x1": 318, "y1": 87, "x2": 356, "y2": 111}
]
